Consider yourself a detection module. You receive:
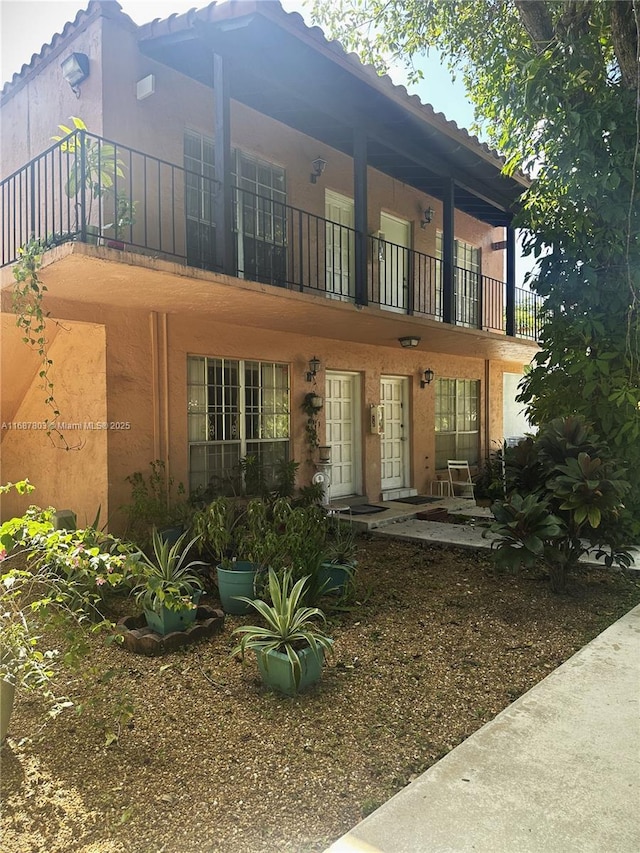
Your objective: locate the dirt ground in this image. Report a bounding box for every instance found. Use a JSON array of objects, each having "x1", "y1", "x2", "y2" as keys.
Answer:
[{"x1": 2, "y1": 535, "x2": 639, "y2": 853}]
